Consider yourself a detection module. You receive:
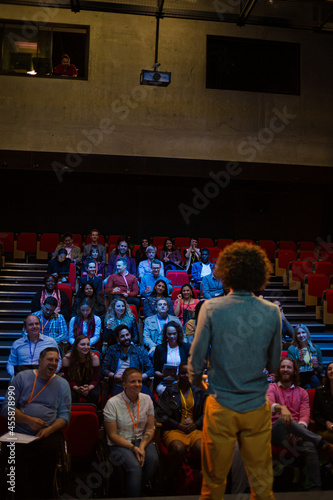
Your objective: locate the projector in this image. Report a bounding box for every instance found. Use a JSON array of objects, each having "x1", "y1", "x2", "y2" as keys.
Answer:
[{"x1": 140, "y1": 69, "x2": 171, "y2": 87}]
